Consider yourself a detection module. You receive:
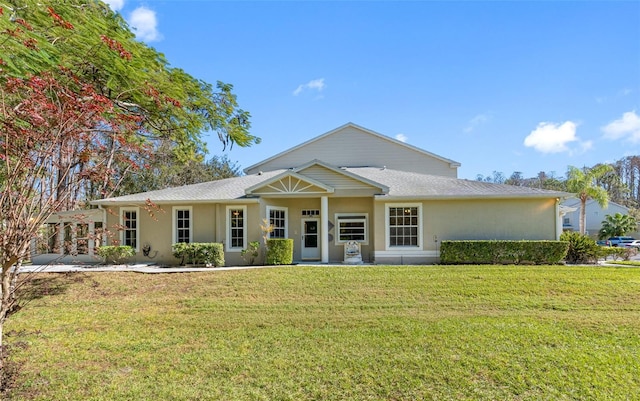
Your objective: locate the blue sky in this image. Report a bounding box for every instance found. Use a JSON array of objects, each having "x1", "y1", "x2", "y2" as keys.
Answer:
[{"x1": 105, "y1": 0, "x2": 639, "y2": 180}]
